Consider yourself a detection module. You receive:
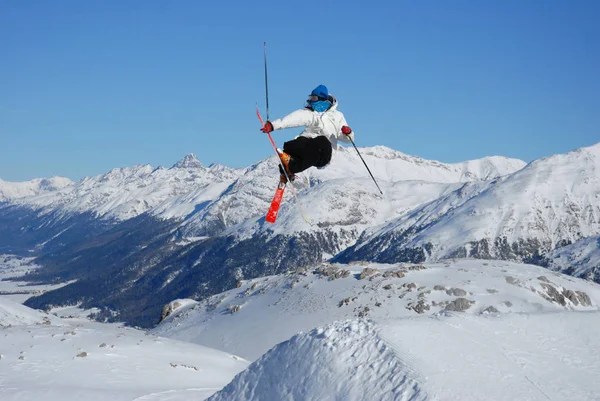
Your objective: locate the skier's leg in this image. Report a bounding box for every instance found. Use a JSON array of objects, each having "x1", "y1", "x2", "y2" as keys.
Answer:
[
  {"x1": 283, "y1": 136, "x2": 332, "y2": 174},
  {"x1": 282, "y1": 137, "x2": 311, "y2": 174}
]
